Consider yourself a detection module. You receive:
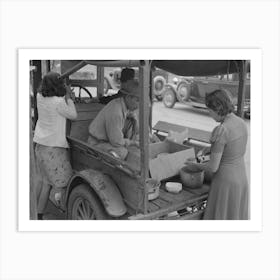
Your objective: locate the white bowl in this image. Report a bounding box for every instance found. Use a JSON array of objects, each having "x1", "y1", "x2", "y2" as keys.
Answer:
[{"x1": 165, "y1": 182, "x2": 182, "y2": 193}]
